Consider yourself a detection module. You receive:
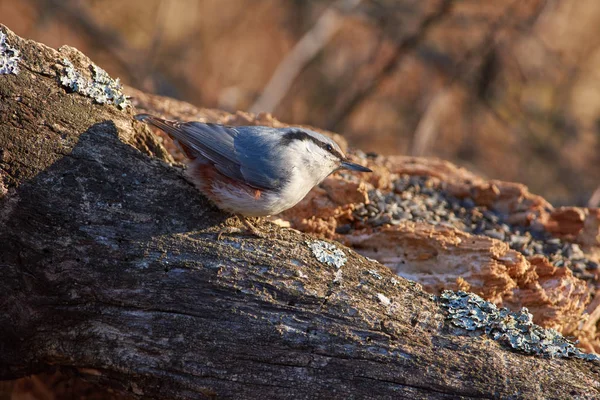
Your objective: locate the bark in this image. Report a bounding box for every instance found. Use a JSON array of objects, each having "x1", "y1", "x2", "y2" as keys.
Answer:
[{"x1": 1, "y1": 25, "x2": 599, "y2": 400}]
